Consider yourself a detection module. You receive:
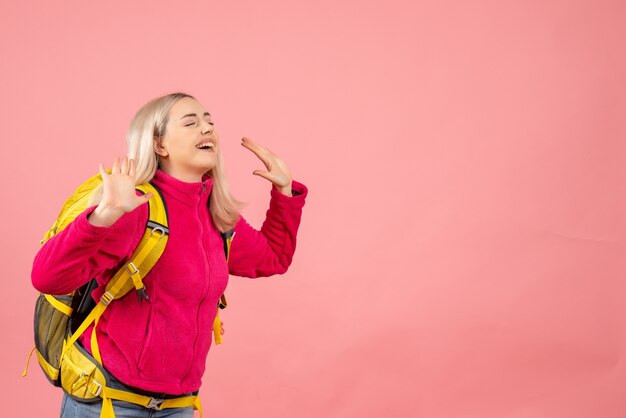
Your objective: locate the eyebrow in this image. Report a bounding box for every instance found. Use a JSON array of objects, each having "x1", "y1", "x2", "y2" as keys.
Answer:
[{"x1": 179, "y1": 112, "x2": 211, "y2": 120}]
